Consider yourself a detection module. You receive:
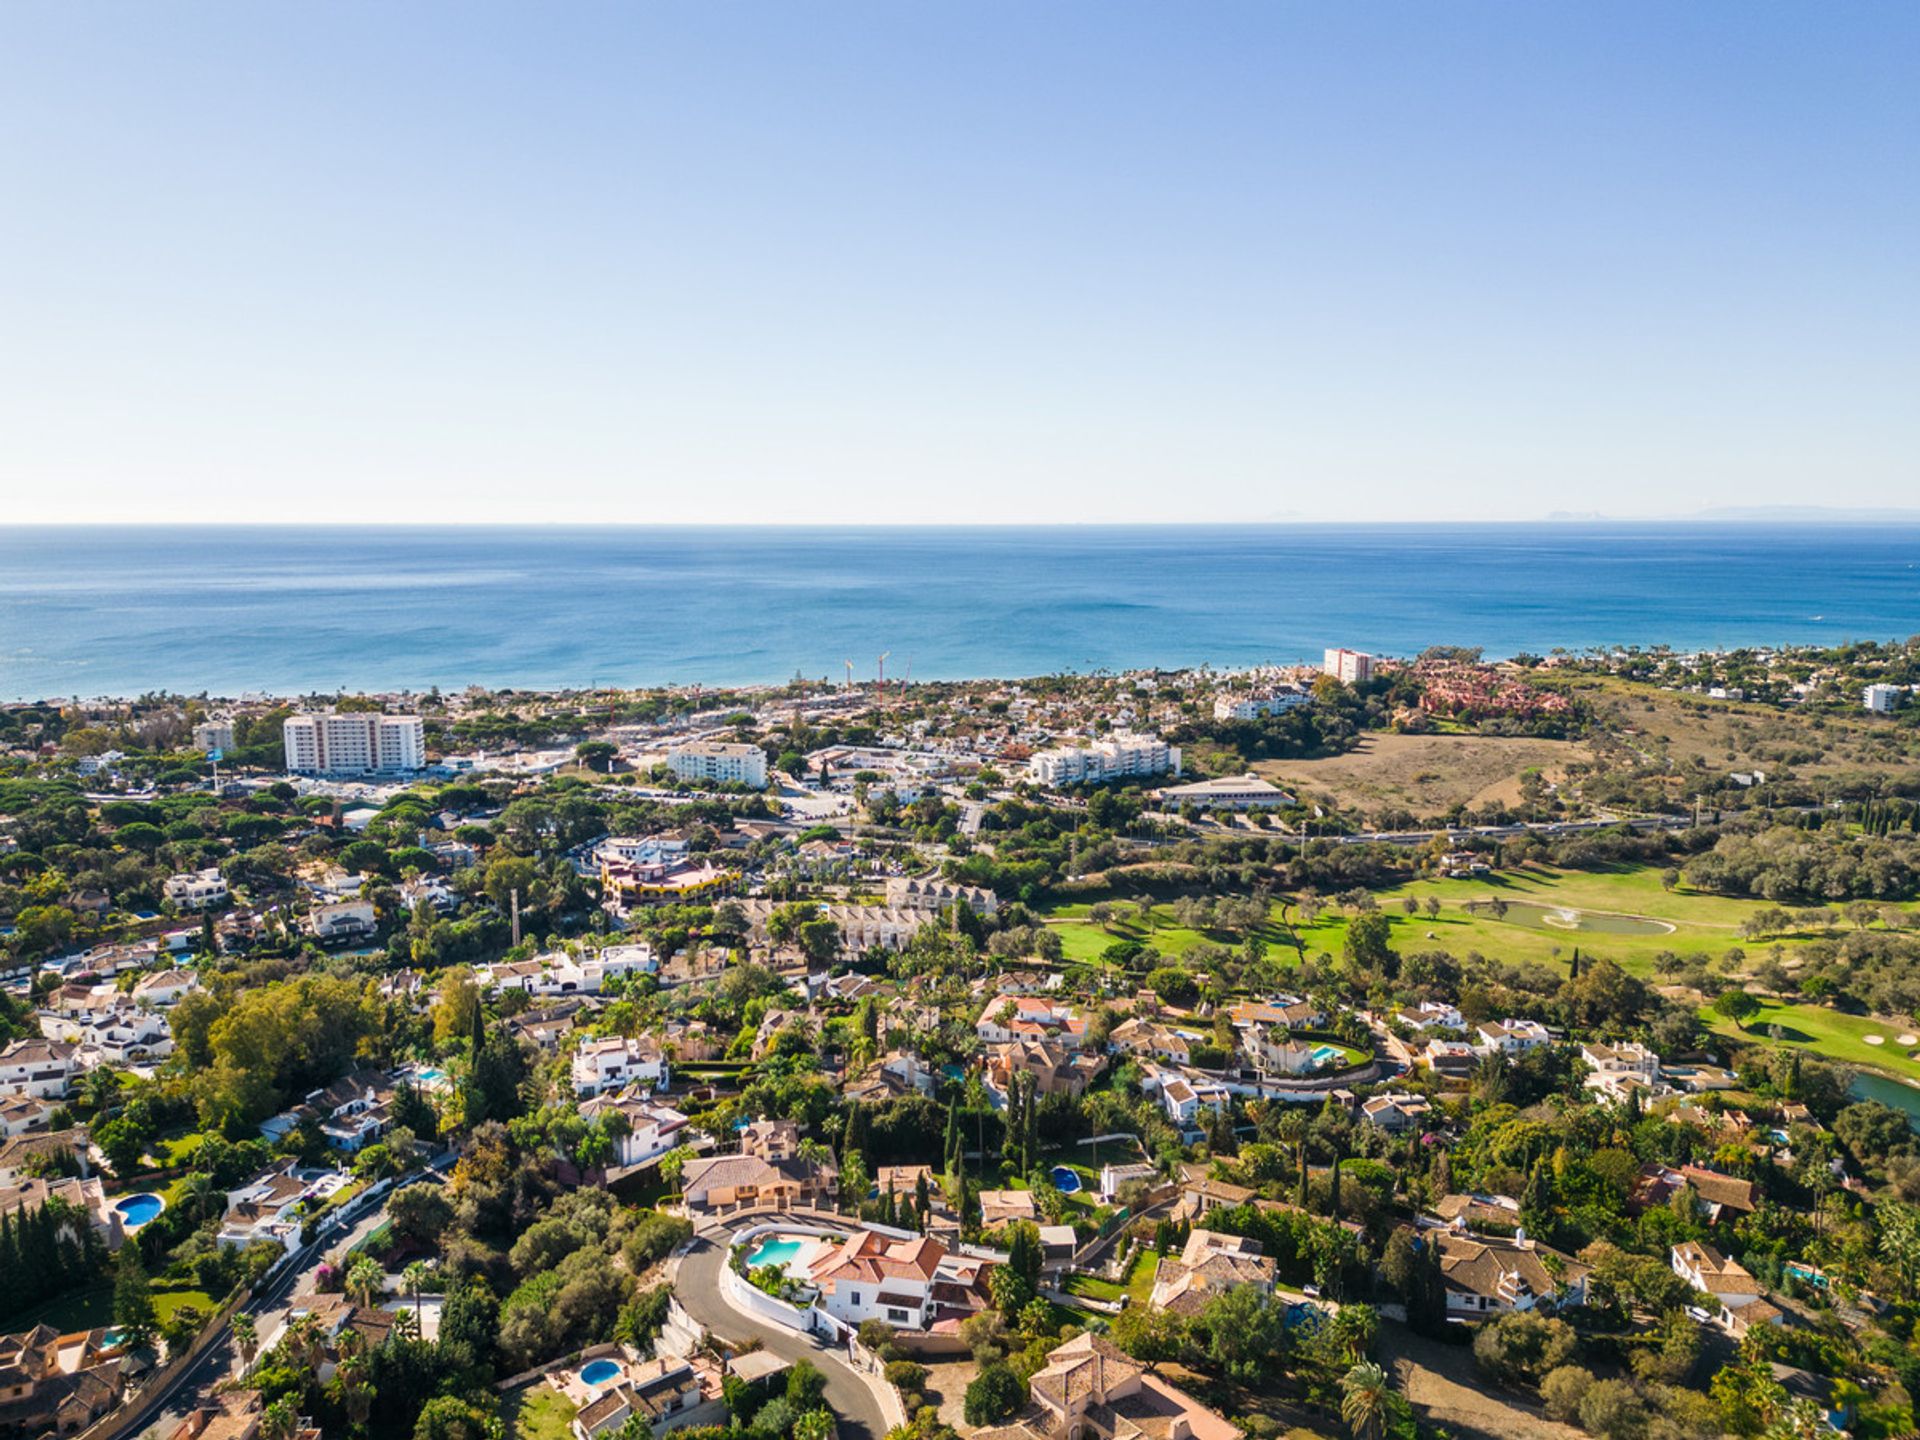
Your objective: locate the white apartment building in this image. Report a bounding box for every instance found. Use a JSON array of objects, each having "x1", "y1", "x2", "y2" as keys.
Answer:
[
  {"x1": 1323, "y1": 648, "x2": 1376, "y2": 685},
  {"x1": 192, "y1": 719, "x2": 234, "y2": 754},
  {"x1": 283, "y1": 712, "x2": 426, "y2": 775},
  {"x1": 1028, "y1": 731, "x2": 1181, "y2": 788},
  {"x1": 667, "y1": 741, "x2": 767, "y2": 788},
  {"x1": 1865, "y1": 684, "x2": 1903, "y2": 714},
  {"x1": 1212, "y1": 687, "x2": 1312, "y2": 721},
  {"x1": 164, "y1": 868, "x2": 228, "y2": 911}
]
